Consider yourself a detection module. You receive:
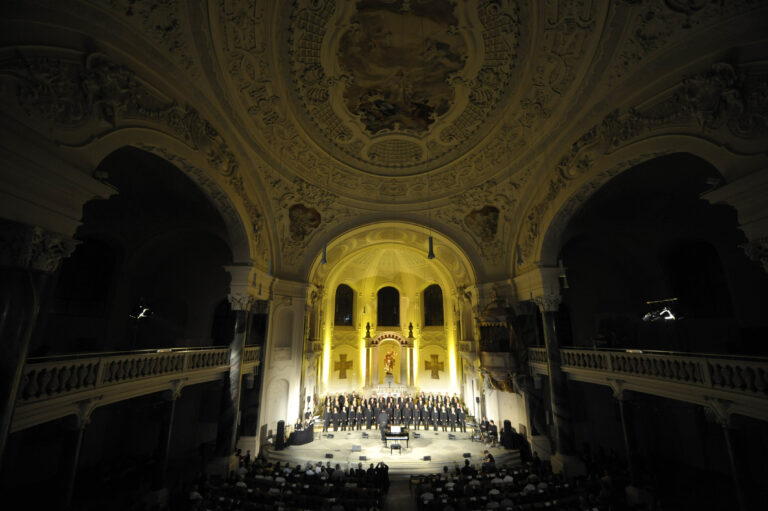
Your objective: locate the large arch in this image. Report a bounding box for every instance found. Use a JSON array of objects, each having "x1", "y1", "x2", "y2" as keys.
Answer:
[{"x1": 307, "y1": 221, "x2": 477, "y2": 393}]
